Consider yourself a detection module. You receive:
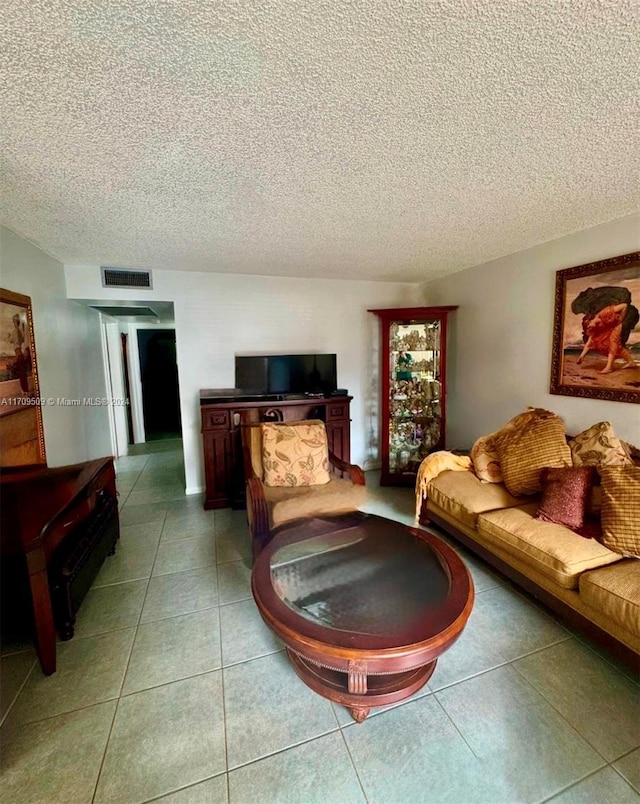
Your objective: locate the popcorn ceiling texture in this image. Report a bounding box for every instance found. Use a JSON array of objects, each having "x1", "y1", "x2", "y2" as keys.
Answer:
[{"x1": 1, "y1": 0, "x2": 638, "y2": 282}]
